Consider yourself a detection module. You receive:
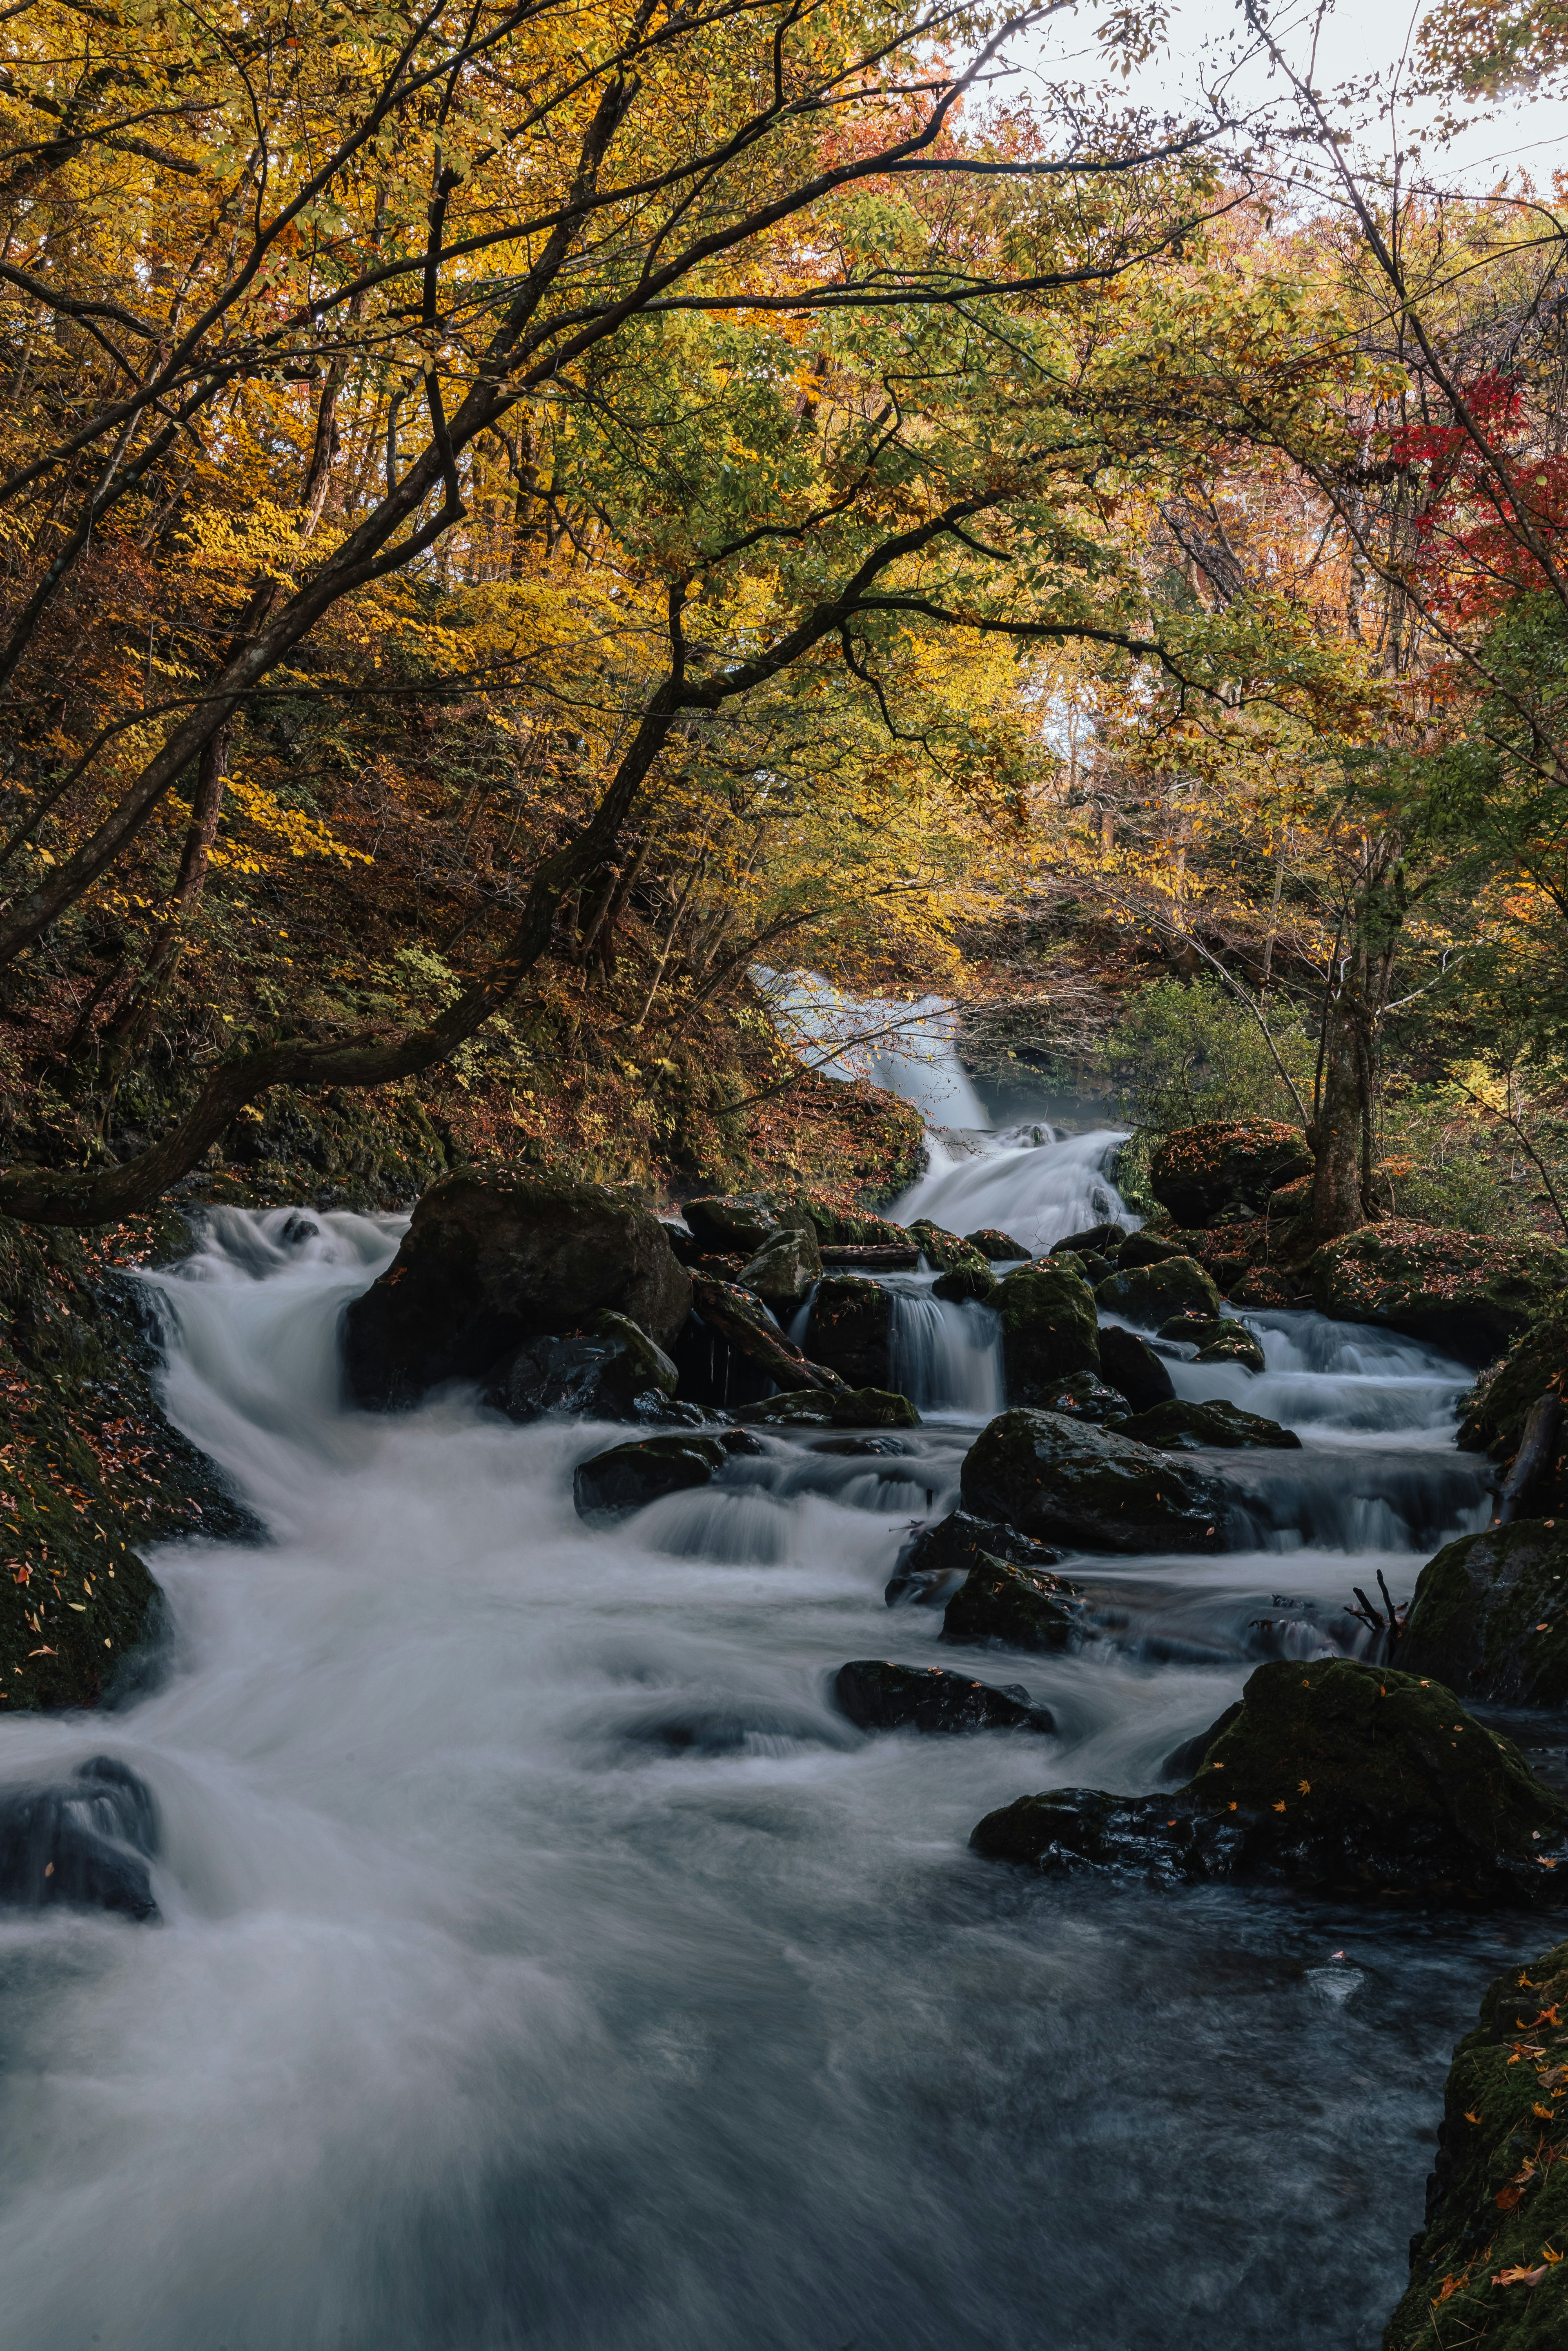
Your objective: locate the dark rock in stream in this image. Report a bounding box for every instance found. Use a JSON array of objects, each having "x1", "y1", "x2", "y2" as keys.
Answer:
[
  {"x1": 993, "y1": 1259, "x2": 1101, "y2": 1402},
  {"x1": 885, "y1": 1507, "x2": 1067, "y2": 1608},
  {"x1": 572, "y1": 1435, "x2": 729, "y2": 1524},
  {"x1": 0, "y1": 1755, "x2": 159, "y2": 1920},
  {"x1": 1310, "y1": 1221, "x2": 1566, "y2": 1366},
  {"x1": 735, "y1": 1387, "x2": 920, "y2": 1430},
  {"x1": 805, "y1": 1275, "x2": 894, "y2": 1388},
  {"x1": 1384, "y1": 1935, "x2": 1568, "y2": 2349},
  {"x1": 1116, "y1": 1232, "x2": 1191, "y2": 1268},
  {"x1": 941, "y1": 1554, "x2": 1092, "y2": 1653},
  {"x1": 1096, "y1": 1325, "x2": 1175, "y2": 1414},
  {"x1": 813, "y1": 1434, "x2": 918, "y2": 1457},
  {"x1": 1399, "y1": 1520, "x2": 1568, "y2": 1708},
  {"x1": 345, "y1": 1172, "x2": 692, "y2": 1407},
  {"x1": 1051, "y1": 1223, "x2": 1127, "y2": 1259},
  {"x1": 834, "y1": 1660, "x2": 1056, "y2": 1736},
  {"x1": 960, "y1": 1408, "x2": 1241, "y2": 1555},
  {"x1": 1095, "y1": 1256, "x2": 1223, "y2": 1330},
  {"x1": 736, "y1": 1223, "x2": 821, "y2": 1309},
  {"x1": 488, "y1": 1311, "x2": 679, "y2": 1423},
  {"x1": 1160, "y1": 1700, "x2": 1244, "y2": 1782},
  {"x1": 1018, "y1": 1369, "x2": 1132, "y2": 1423},
  {"x1": 1109, "y1": 1399, "x2": 1301, "y2": 1452},
  {"x1": 1194, "y1": 1319, "x2": 1266, "y2": 1374},
  {"x1": 964, "y1": 1227, "x2": 1028, "y2": 1261},
  {"x1": 972, "y1": 1658, "x2": 1568, "y2": 1907}
]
